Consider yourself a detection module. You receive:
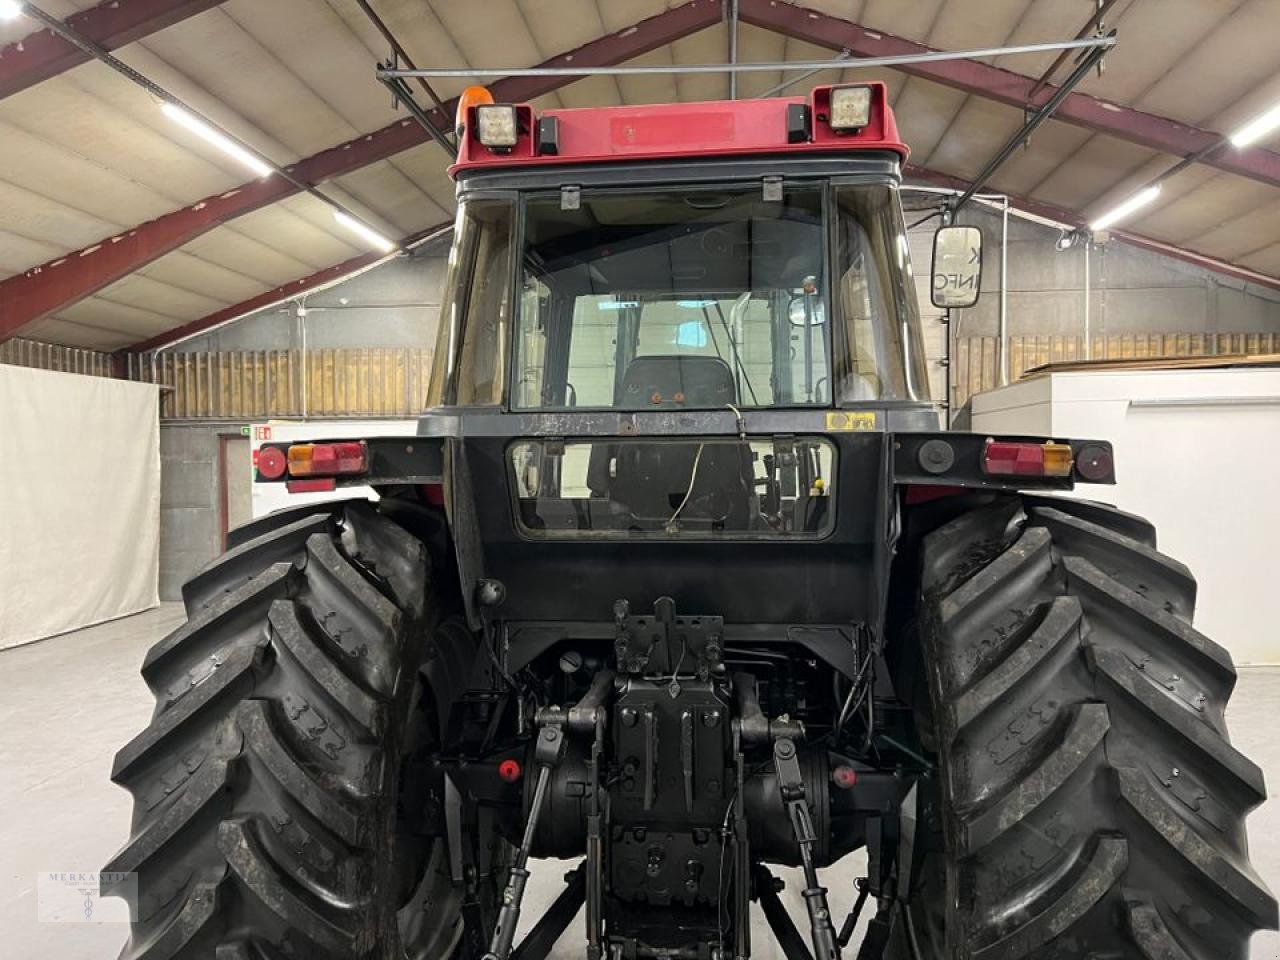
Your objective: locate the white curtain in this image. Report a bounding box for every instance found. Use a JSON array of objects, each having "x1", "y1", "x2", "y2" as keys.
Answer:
[{"x1": 0, "y1": 366, "x2": 160, "y2": 649}]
